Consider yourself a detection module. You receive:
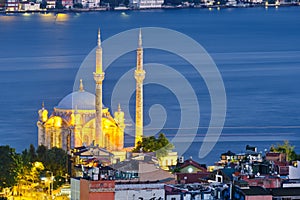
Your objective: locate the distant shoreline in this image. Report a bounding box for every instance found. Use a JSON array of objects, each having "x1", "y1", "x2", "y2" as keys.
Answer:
[{"x1": 1, "y1": 2, "x2": 299, "y2": 14}]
